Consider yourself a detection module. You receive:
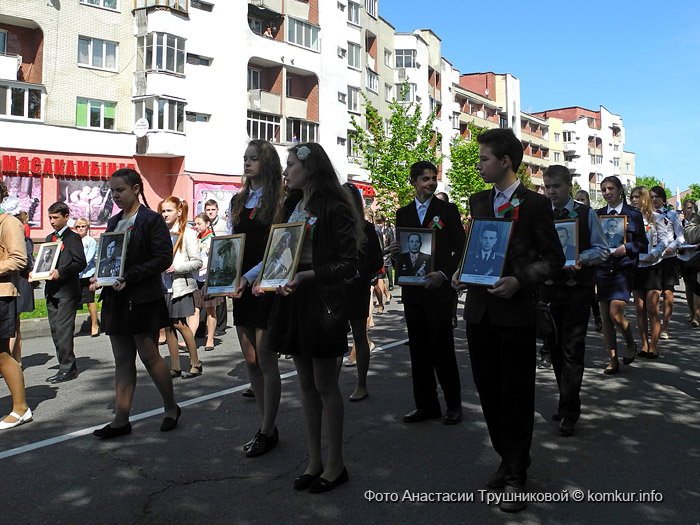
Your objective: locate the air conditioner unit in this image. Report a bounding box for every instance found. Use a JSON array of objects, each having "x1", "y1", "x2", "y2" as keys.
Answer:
[
  {"x1": 338, "y1": 47, "x2": 346, "y2": 59},
  {"x1": 338, "y1": 92, "x2": 346, "y2": 103}
]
